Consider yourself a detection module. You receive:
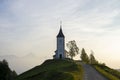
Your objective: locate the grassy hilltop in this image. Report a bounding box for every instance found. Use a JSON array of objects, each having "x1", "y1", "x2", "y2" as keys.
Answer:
[
  {"x1": 15, "y1": 59, "x2": 120, "y2": 80},
  {"x1": 15, "y1": 59, "x2": 83, "y2": 80}
]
